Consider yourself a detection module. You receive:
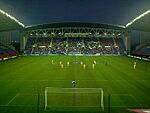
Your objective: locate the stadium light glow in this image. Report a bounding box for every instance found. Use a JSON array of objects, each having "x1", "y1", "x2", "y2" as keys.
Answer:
[
  {"x1": 104, "y1": 33, "x2": 107, "y2": 35},
  {"x1": 0, "y1": 9, "x2": 25, "y2": 27},
  {"x1": 43, "y1": 33, "x2": 47, "y2": 36},
  {"x1": 126, "y1": 10, "x2": 150, "y2": 27}
]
